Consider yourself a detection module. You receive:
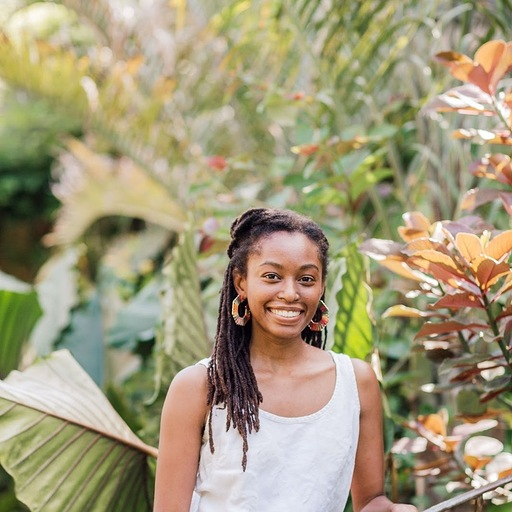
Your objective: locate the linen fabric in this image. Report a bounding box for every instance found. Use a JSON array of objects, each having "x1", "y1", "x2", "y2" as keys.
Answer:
[{"x1": 189, "y1": 351, "x2": 360, "y2": 512}]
